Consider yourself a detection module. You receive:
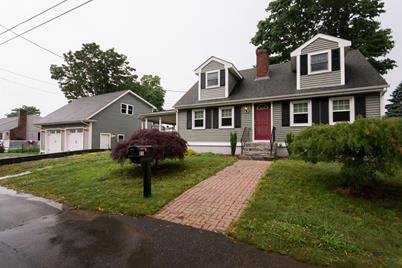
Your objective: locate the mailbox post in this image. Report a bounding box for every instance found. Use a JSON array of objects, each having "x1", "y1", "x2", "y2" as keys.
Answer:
[{"x1": 127, "y1": 145, "x2": 153, "y2": 198}]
